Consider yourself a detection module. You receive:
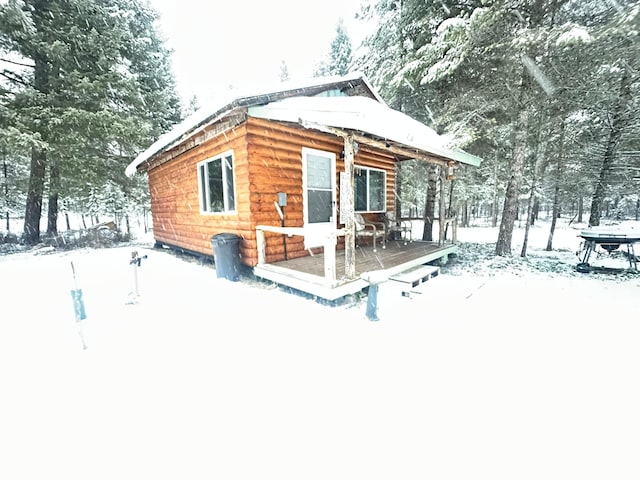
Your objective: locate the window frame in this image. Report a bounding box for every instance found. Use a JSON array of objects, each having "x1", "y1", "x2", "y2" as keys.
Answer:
[
  {"x1": 354, "y1": 165, "x2": 386, "y2": 213},
  {"x1": 197, "y1": 150, "x2": 237, "y2": 215}
]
